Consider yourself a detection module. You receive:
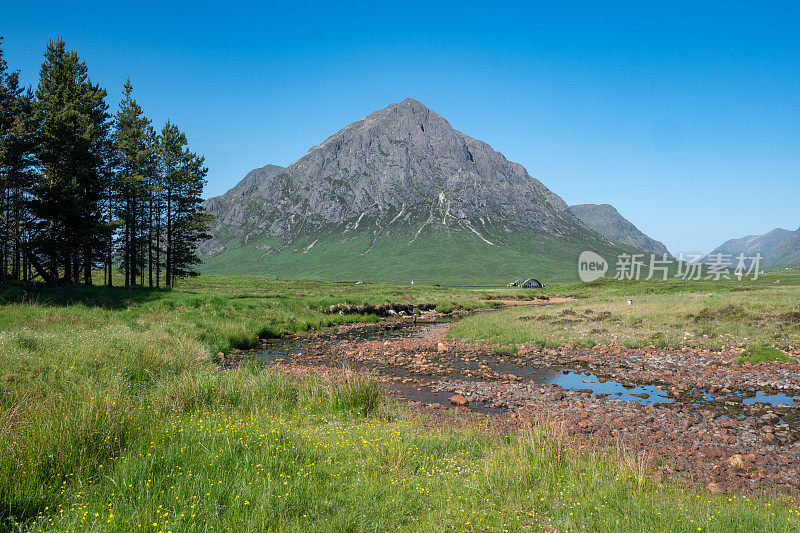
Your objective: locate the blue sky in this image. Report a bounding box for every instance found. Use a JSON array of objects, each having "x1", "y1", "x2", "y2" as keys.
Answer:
[{"x1": 4, "y1": 1, "x2": 799, "y2": 254}]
